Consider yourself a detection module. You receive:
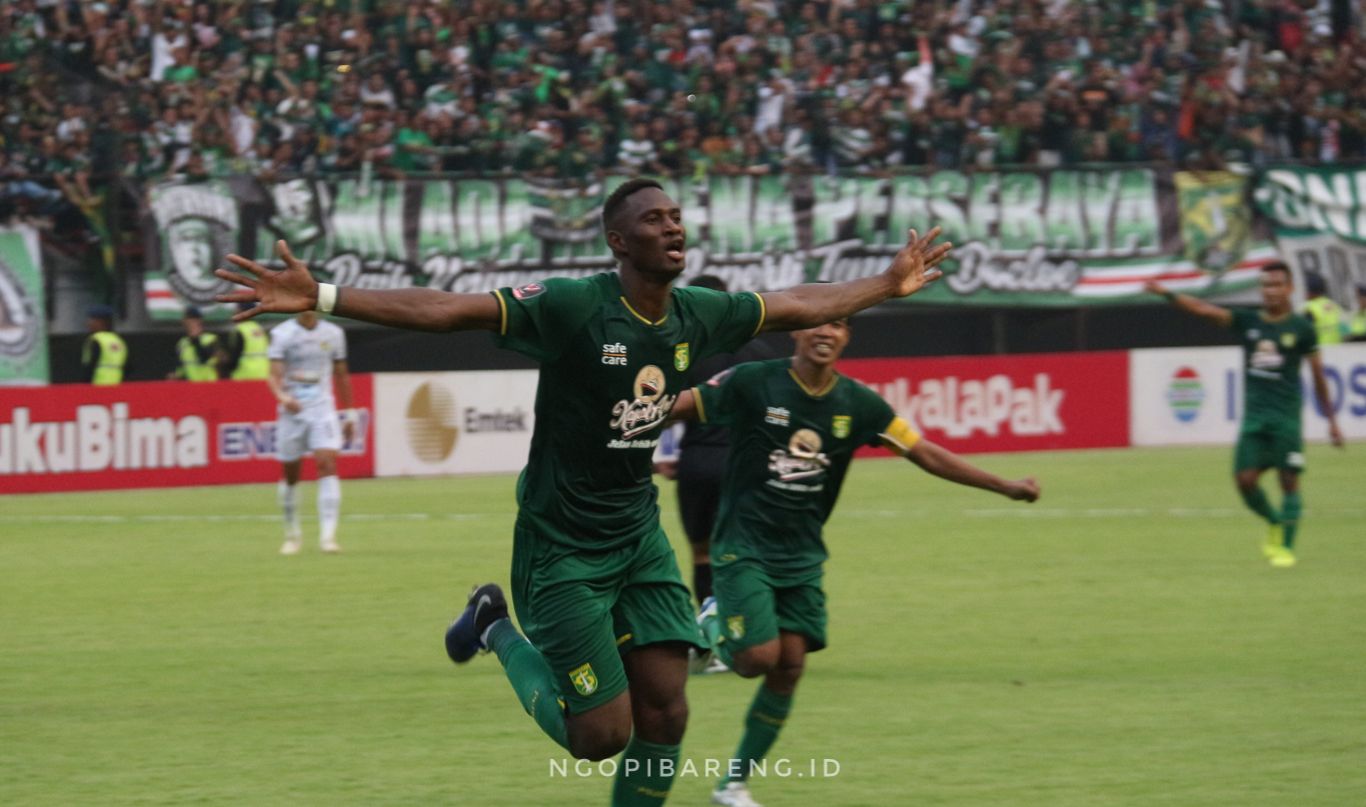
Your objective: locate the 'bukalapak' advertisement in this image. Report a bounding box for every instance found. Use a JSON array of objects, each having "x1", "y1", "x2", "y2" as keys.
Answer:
[{"x1": 141, "y1": 170, "x2": 1274, "y2": 320}]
